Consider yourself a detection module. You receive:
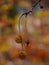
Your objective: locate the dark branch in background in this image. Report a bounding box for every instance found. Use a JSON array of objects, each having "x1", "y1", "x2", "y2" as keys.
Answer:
[
  {"x1": 33, "y1": 0, "x2": 41, "y2": 8},
  {"x1": 19, "y1": 0, "x2": 41, "y2": 22}
]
